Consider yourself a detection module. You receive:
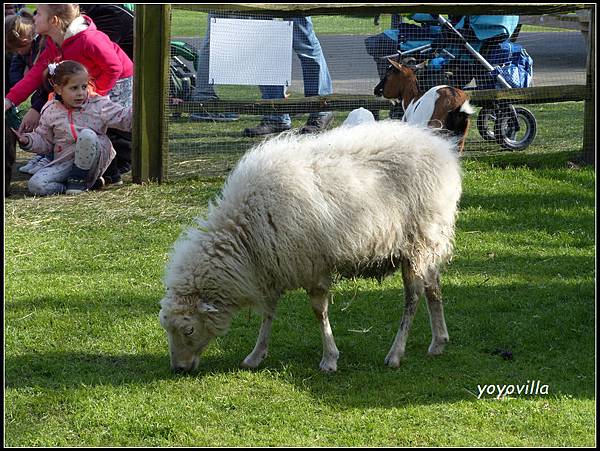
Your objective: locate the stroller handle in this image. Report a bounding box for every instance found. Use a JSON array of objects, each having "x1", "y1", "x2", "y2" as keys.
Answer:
[{"x1": 435, "y1": 14, "x2": 513, "y2": 89}]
